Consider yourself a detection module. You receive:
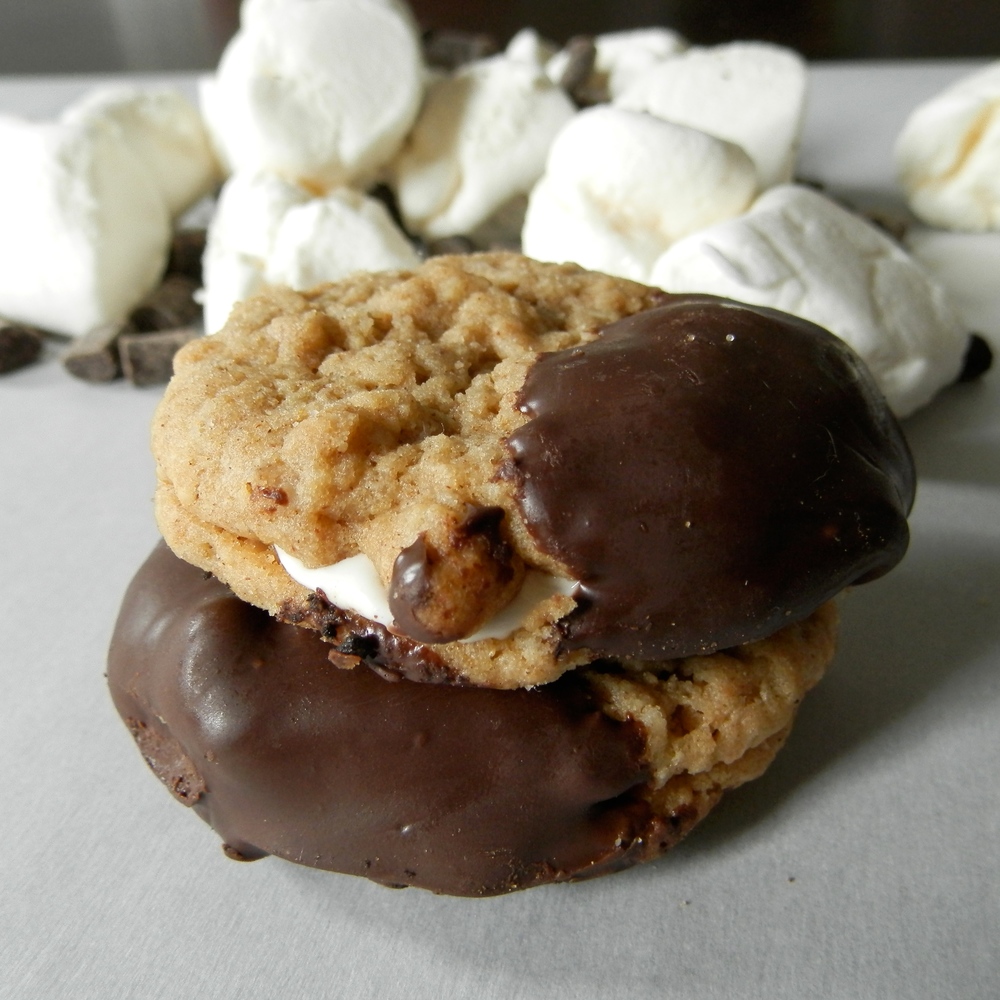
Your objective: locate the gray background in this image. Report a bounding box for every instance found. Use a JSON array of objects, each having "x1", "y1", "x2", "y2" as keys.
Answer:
[
  {"x1": 2, "y1": 0, "x2": 1000, "y2": 74},
  {"x1": 1, "y1": 61, "x2": 999, "y2": 1000}
]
